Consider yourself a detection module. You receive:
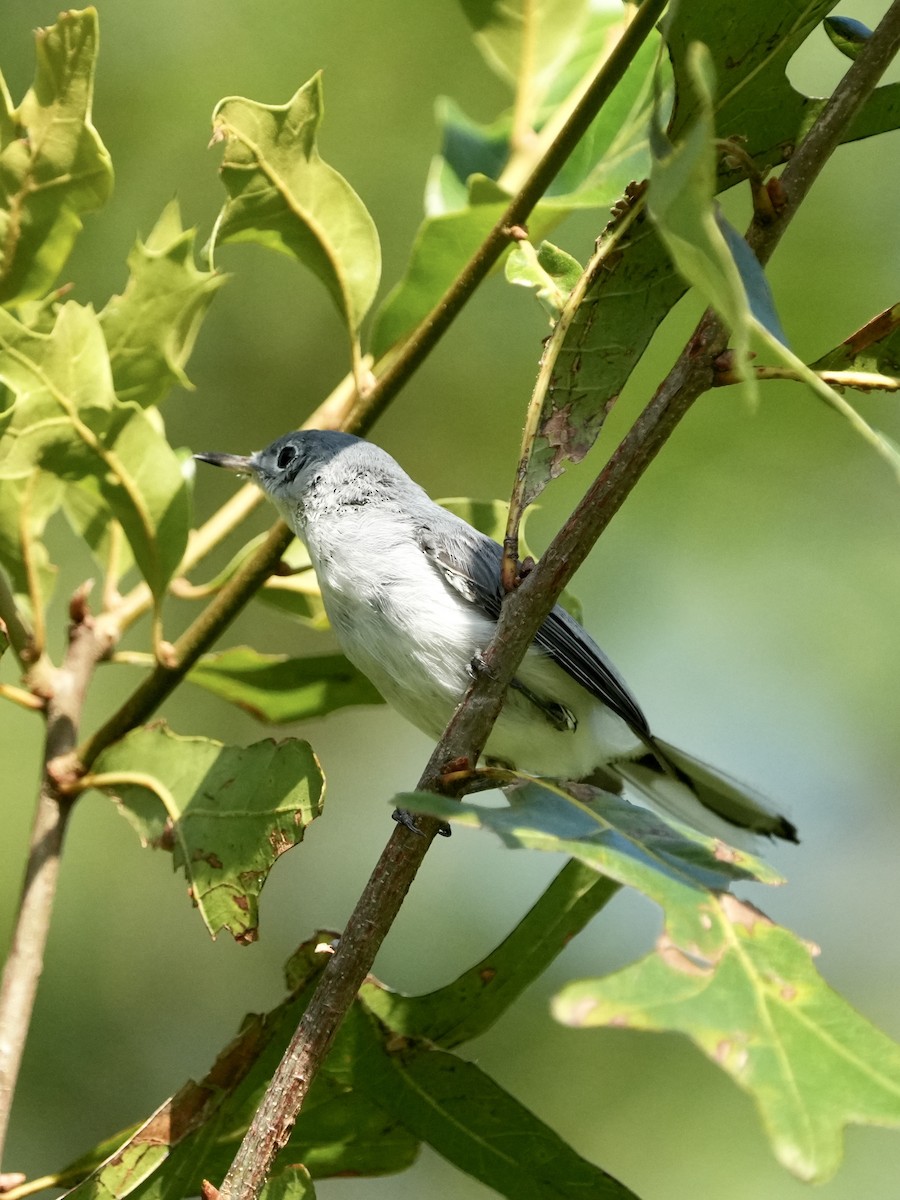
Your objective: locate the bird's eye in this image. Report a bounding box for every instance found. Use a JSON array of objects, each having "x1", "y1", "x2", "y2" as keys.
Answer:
[{"x1": 276, "y1": 445, "x2": 297, "y2": 470}]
